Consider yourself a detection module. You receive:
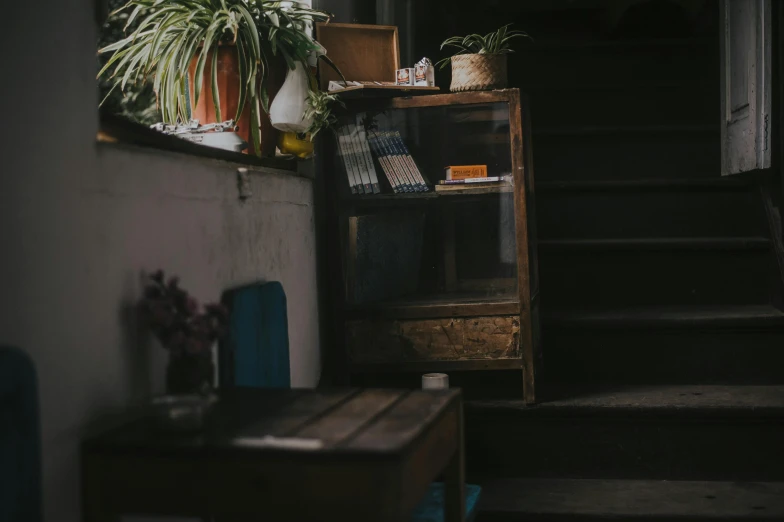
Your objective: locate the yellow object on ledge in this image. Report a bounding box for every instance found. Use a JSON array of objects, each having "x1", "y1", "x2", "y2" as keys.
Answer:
[{"x1": 278, "y1": 131, "x2": 314, "y2": 159}]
